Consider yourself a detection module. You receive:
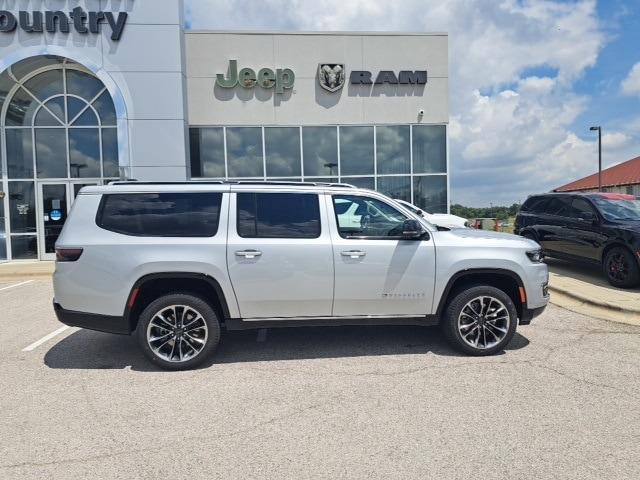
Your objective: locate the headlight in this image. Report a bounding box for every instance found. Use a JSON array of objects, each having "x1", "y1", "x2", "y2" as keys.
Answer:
[{"x1": 526, "y1": 249, "x2": 544, "y2": 263}]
